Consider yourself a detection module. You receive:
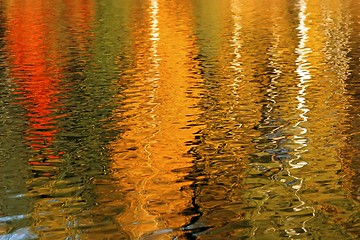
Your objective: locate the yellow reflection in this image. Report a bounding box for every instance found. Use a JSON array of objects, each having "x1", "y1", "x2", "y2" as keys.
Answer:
[
  {"x1": 289, "y1": 2, "x2": 313, "y2": 234},
  {"x1": 230, "y1": 0, "x2": 243, "y2": 98},
  {"x1": 285, "y1": 0, "x2": 355, "y2": 237},
  {"x1": 149, "y1": 0, "x2": 159, "y2": 69},
  {"x1": 228, "y1": 0, "x2": 313, "y2": 238},
  {"x1": 302, "y1": 0, "x2": 355, "y2": 227},
  {"x1": 188, "y1": 0, "x2": 271, "y2": 237},
  {"x1": 110, "y1": 0, "x2": 202, "y2": 238}
]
